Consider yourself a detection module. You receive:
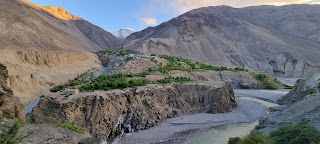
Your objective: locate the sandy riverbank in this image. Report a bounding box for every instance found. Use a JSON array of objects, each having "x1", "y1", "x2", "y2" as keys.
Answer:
[{"x1": 110, "y1": 89, "x2": 289, "y2": 144}]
